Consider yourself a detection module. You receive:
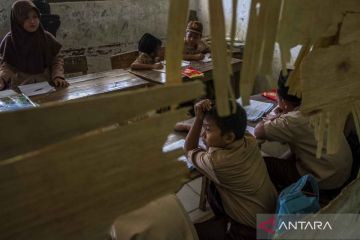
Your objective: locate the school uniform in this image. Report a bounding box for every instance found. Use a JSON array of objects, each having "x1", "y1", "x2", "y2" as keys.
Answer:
[
  {"x1": 184, "y1": 40, "x2": 210, "y2": 55},
  {"x1": 187, "y1": 133, "x2": 277, "y2": 239},
  {"x1": 263, "y1": 109, "x2": 353, "y2": 190},
  {"x1": 0, "y1": 54, "x2": 64, "y2": 89},
  {"x1": 132, "y1": 52, "x2": 155, "y2": 65},
  {"x1": 0, "y1": 0, "x2": 66, "y2": 90}
]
